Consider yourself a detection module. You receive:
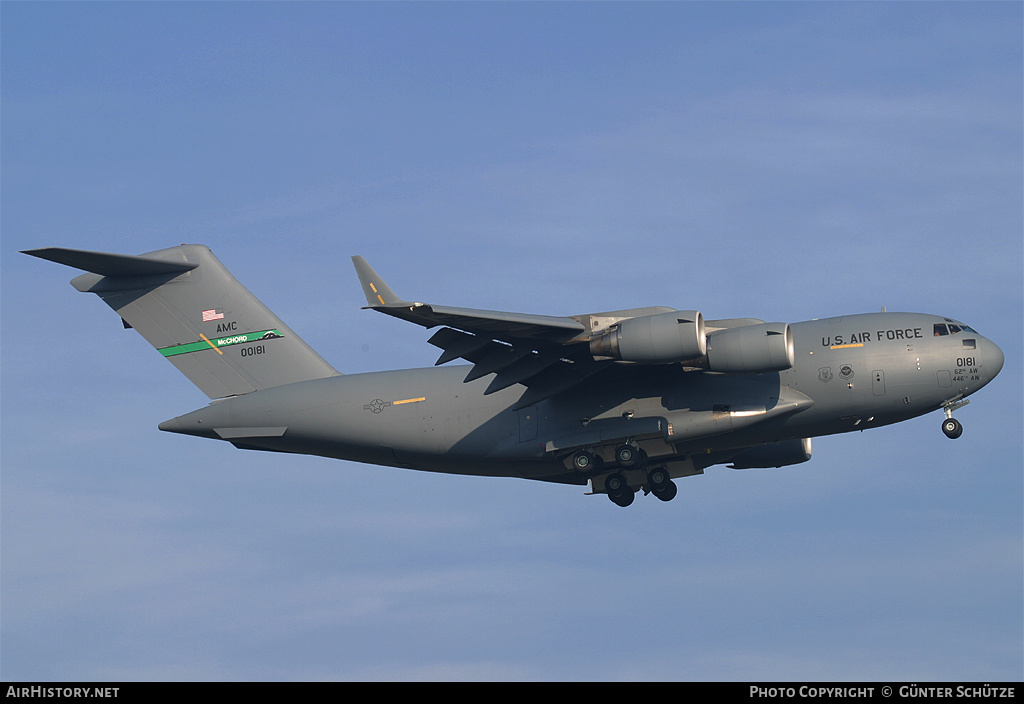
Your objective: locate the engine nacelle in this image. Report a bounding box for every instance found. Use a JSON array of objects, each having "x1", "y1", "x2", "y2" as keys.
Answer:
[
  {"x1": 590, "y1": 310, "x2": 706, "y2": 364},
  {"x1": 705, "y1": 322, "x2": 794, "y2": 373},
  {"x1": 728, "y1": 438, "x2": 812, "y2": 469}
]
